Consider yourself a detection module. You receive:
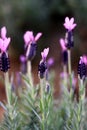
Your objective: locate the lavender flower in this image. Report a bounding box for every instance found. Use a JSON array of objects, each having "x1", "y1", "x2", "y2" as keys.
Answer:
[
  {"x1": 0, "y1": 26, "x2": 11, "y2": 72},
  {"x1": 24, "y1": 31, "x2": 42, "y2": 60},
  {"x1": 38, "y1": 48, "x2": 49, "y2": 79},
  {"x1": 64, "y1": 17, "x2": 77, "y2": 49},
  {"x1": 59, "y1": 38, "x2": 68, "y2": 64},
  {"x1": 20, "y1": 55, "x2": 27, "y2": 74},
  {"x1": 63, "y1": 17, "x2": 77, "y2": 31},
  {"x1": 47, "y1": 58, "x2": 54, "y2": 67},
  {"x1": 78, "y1": 56, "x2": 87, "y2": 79}
]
